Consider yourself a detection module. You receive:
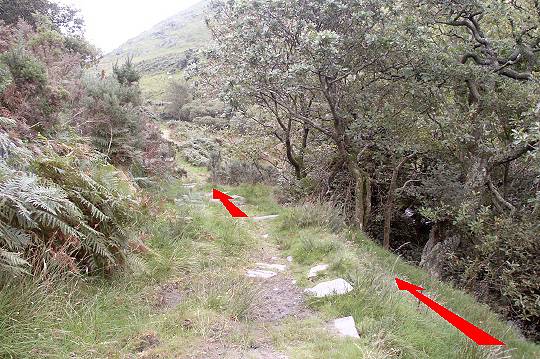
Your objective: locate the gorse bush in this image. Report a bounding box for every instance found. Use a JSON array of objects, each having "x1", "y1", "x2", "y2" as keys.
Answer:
[
  {"x1": 0, "y1": 20, "x2": 92, "y2": 130},
  {"x1": 0, "y1": 130, "x2": 134, "y2": 280},
  {"x1": 165, "y1": 80, "x2": 191, "y2": 120},
  {"x1": 82, "y1": 76, "x2": 143, "y2": 165},
  {"x1": 0, "y1": 47, "x2": 47, "y2": 87}
]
